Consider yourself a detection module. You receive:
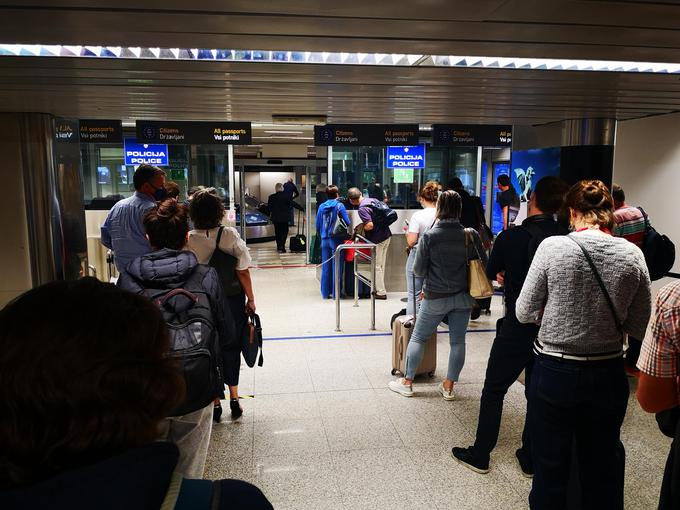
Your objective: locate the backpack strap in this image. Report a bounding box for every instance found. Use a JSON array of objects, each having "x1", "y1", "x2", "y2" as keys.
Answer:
[
  {"x1": 215, "y1": 225, "x2": 225, "y2": 250},
  {"x1": 159, "y1": 470, "x2": 183, "y2": 510},
  {"x1": 637, "y1": 207, "x2": 651, "y2": 232}
]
